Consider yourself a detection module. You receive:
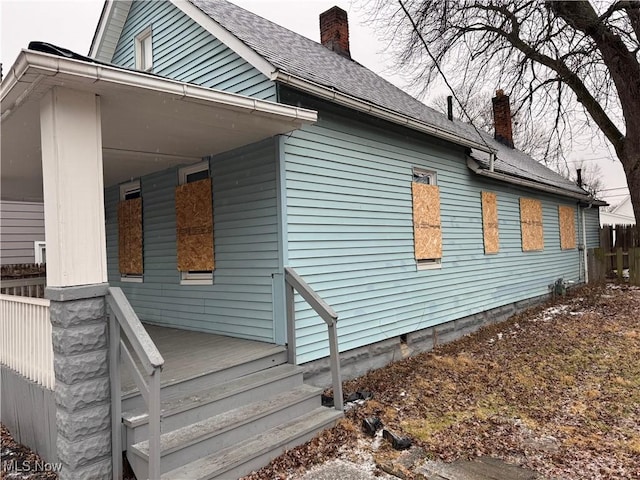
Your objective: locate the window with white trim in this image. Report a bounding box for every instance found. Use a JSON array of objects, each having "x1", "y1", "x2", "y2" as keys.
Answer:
[
  {"x1": 135, "y1": 26, "x2": 153, "y2": 71},
  {"x1": 34, "y1": 241, "x2": 46, "y2": 264},
  {"x1": 412, "y1": 167, "x2": 442, "y2": 270},
  {"x1": 176, "y1": 161, "x2": 214, "y2": 285},
  {"x1": 119, "y1": 180, "x2": 143, "y2": 282}
]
